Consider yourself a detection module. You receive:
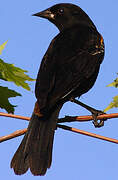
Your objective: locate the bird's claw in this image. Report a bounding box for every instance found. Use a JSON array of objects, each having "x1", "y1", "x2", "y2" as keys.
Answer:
[{"x1": 92, "y1": 110, "x2": 107, "y2": 128}]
